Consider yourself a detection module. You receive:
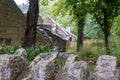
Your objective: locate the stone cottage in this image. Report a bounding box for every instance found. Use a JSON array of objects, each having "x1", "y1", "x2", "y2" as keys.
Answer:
[{"x1": 0, "y1": 0, "x2": 25, "y2": 45}]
